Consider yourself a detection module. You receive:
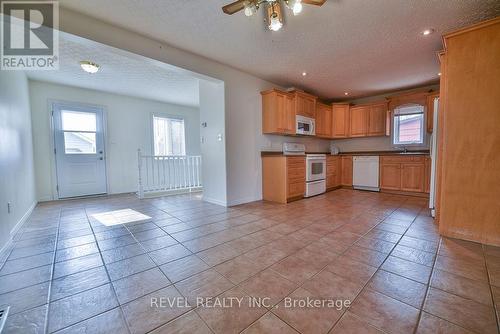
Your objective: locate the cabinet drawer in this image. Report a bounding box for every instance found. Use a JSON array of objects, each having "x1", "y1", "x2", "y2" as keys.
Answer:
[
  {"x1": 288, "y1": 167, "x2": 305, "y2": 179},
  {"x1": 287, "y1": 157, "x2": 305, "y2": 166},
  {"x1": 381, "y1": 155, "x2": 426, "y2": 163},
  {"x1": 381, "y1": 156, "x2": 405, "y2": 163}
]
